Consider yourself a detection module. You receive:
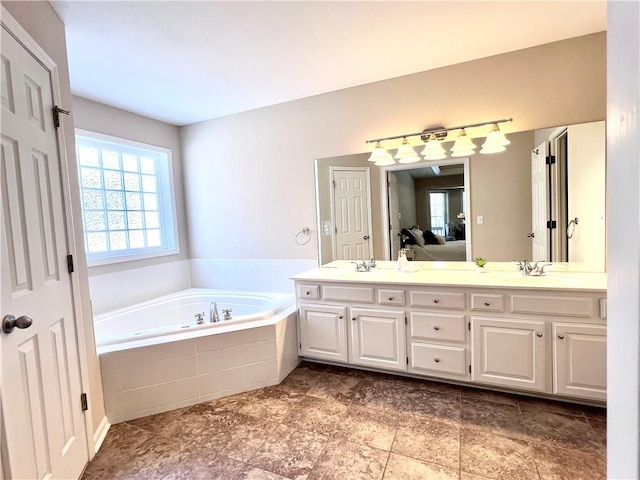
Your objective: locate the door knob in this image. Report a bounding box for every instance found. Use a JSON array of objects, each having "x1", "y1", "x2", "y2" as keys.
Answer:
[
  {"x1": 527, "y1": 232, "x2": 535, "y2": 238},
  {"x1": 2, "y1": 314, "x2": 33, "y2": 334},
  {"x1": 363, "y1": 235, "x2": 370, "y2": 240}
]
